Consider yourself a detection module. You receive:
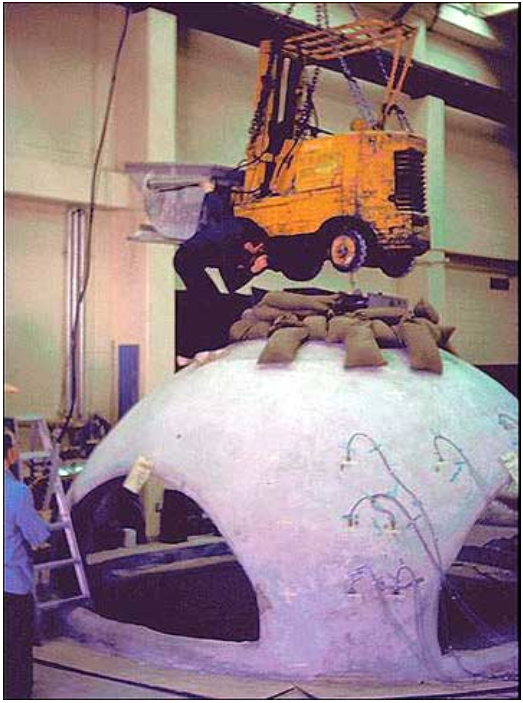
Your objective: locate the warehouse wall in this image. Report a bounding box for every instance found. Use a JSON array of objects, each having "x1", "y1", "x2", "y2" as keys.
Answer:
[
  {"x1": 445, "y1": 267, "x2": 518, "y2": 365},
  {"x1": 3, "y1": 196, "x2": 147, "y2": 421},
  {"x1": 4, "y1": 3, "x2": 518, "y2": 425},
  {"x1": 445, "y1": 108, "x2": 517, "y2": 261},
  {"x1": 4, "y1": 197, "x2": 66, "y2": 418},
  {"x1": 4, "y1": 3, "x2": 149, "y2": 421}
]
